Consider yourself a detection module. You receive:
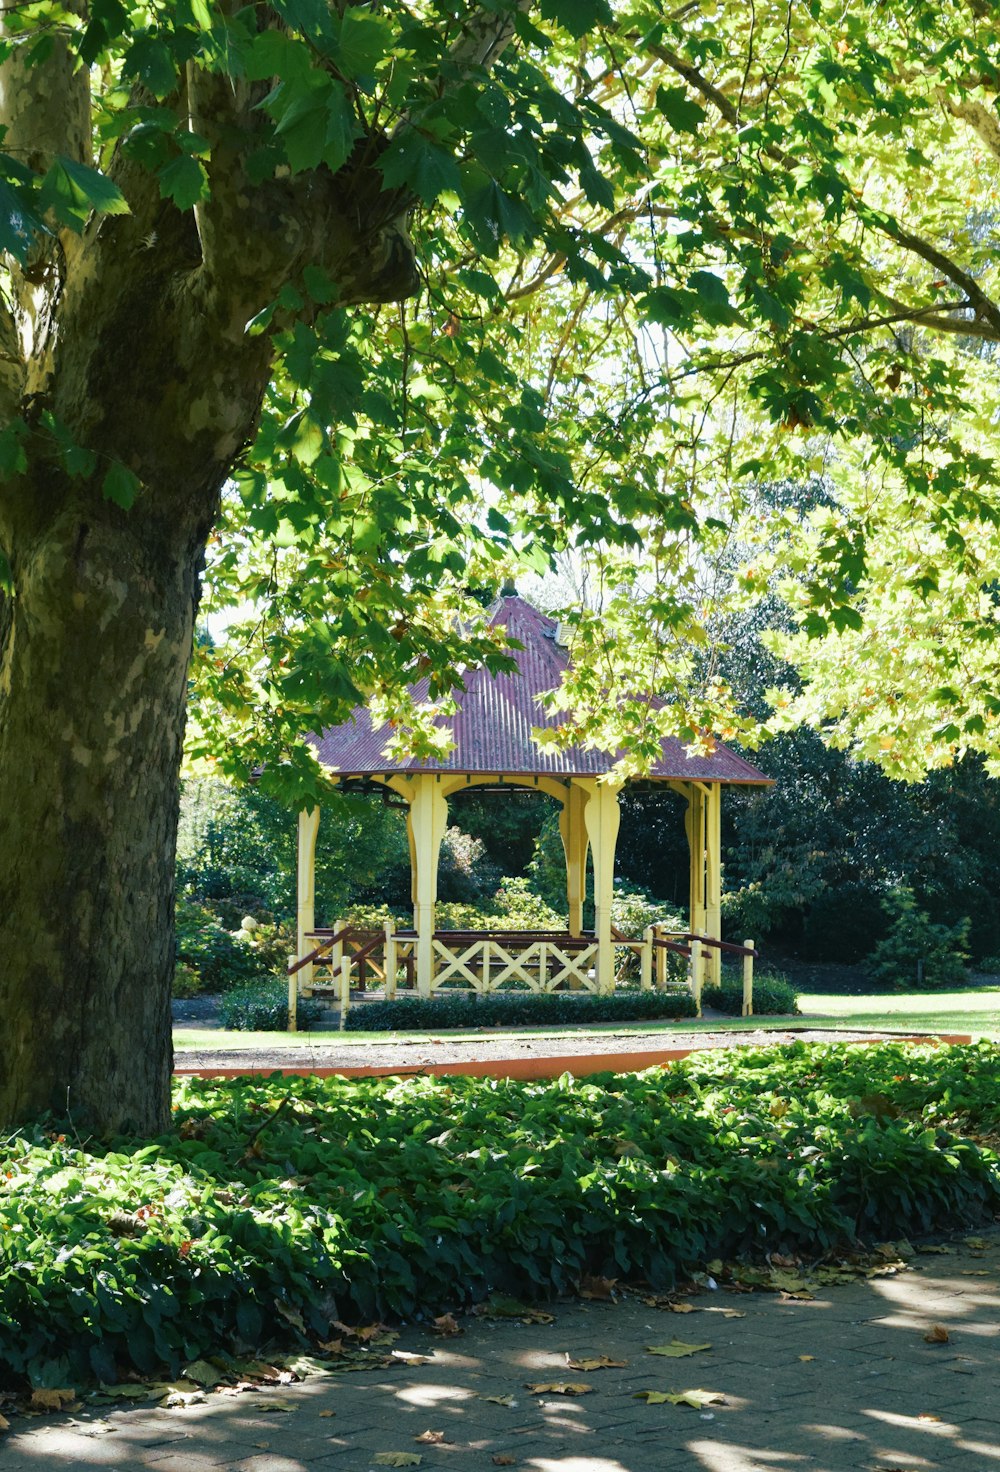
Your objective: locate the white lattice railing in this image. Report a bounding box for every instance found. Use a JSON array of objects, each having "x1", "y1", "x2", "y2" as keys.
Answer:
[
  {"x1": 291, "y1": 922, "x2": 758, "y2": 1028},
  {"x1": 429, "y1": 936, "x2": 600, "y2": 993}
]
